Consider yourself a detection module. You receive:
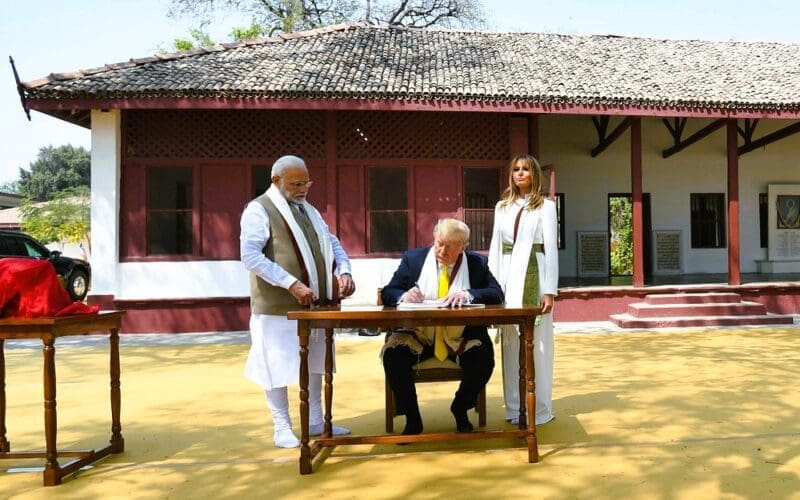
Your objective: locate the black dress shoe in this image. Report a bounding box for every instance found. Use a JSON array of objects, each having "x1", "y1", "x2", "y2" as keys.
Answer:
[
  {"x1": 398, "y1": 414, "x2": 423, "y2": 445},
  {"x1": 402, "y1": 415, "x2": 423, "y2": 435},
  {"x1": 450, "y1": 402, "x2": 473, "y2": 433}
]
